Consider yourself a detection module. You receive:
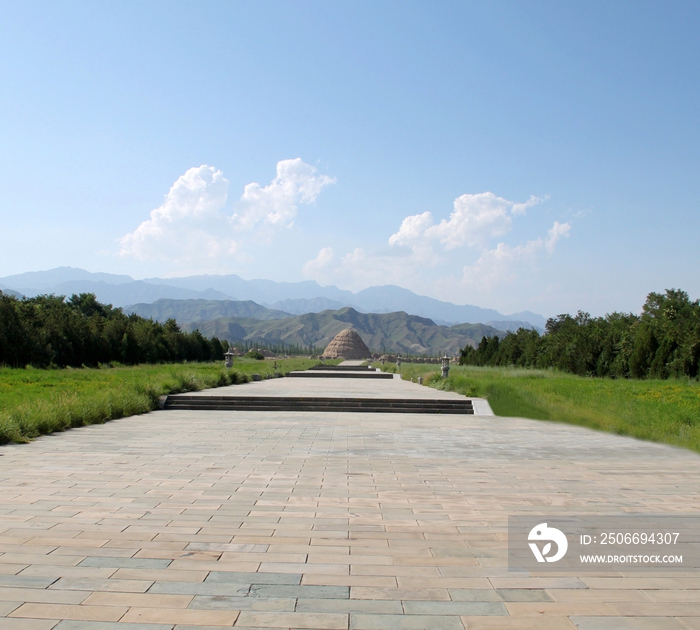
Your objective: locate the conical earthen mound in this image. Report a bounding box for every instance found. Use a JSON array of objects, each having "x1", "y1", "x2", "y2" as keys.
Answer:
[{"x1": 322, "y1": 329, "x2": 371, "y2": 360}]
